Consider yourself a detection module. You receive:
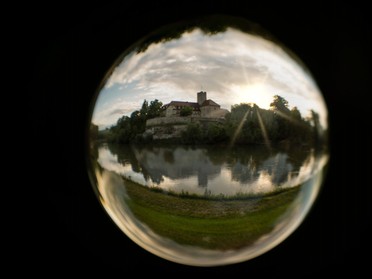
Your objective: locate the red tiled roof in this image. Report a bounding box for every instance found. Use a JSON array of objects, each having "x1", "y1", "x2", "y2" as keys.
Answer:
[
  {"x1": 163, "y1": 99, "x2": 220, "y2": 109},
  {"x1": 201, "y1": 99, "x2": 220, "y2": 107},
  {"x1": 168, "y1": 101, "x2": 199, "y2": 108}
]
